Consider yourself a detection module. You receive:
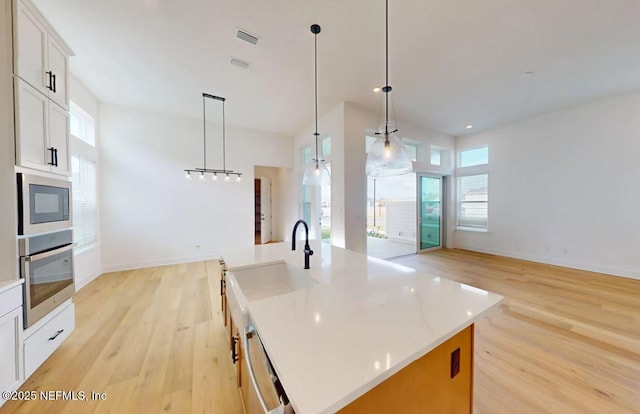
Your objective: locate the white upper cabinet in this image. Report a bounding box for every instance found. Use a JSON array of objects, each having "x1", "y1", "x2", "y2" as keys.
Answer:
[
  {"x1": 15, "y1": 79, "x2": 48, "y2": 172},
  {"x1": 14, "y1": 0, "x2": 47, "y2": 95},
  {"x1": 47, "y1": 37, "x2": 68, "y2": 108},
  {"x1": 47, "y1": 101, "x2": 70, "y2": 175},
  {"x1": 13, "y1": 0, "x2": 72, "y2": 110},
  {"x1": 15, "y1": 78, "x2": 71, "y2": 176},
  {"x1": 13, "y1": 0, "x2": 73, "y2": 176}
]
